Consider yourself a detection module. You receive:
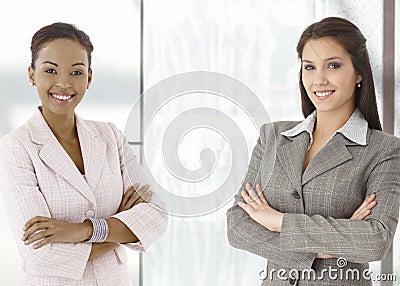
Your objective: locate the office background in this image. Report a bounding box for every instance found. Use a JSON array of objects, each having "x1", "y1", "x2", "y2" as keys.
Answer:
[{"x1": 0, "y1": 0, "x2": 398, "y2": 285}]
